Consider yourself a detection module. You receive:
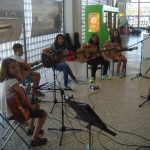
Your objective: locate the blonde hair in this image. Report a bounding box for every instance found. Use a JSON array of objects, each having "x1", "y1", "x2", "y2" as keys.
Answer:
[{"x1": 0, "y1": 58, "x2": 17, "y2": 82}]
